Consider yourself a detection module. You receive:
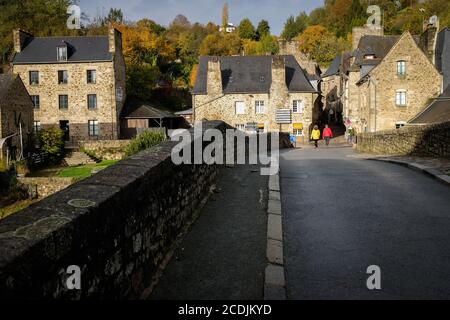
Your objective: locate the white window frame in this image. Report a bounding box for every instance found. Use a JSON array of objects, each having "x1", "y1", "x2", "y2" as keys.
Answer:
[
  {"x1": 397, "y1": 60, "x2": 406, "y2": 76},
  {"x1": 33, "y1": 121, "x2": 41, "y2": 133},
  {"x1": 395, "y1": 90, "x2": 407, "y2": 106},
  {"x1": 29, "y1": 71, "x2": 39, "y2": 85},
  {"x1": 57, "y1": 46, "x2": 68, "y2": 61},
  {"x1": 293, "y1": 100, "x2": 304, "y2": 114},
  {"x1": 87, "y1": 70, "x2": 97, "y2": 84},
  {"x1": 255, "y1": 100, "x2": 265, "y2": 114},
  {"x1": 31, "y1": 95, "x2": 40, "y2": 109},
  {"x1": 293, "y1": 128, "x2": 303, "y2": 136},
  {"x1": 235, "y1": 124, "x2": 245, "y2": 131},
  {"x1": 88, "y1": 120, "x2": 99, "y2": 137},
  {"x1": 235, "y1": 101, "x2": 246, "y2": 115}
]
